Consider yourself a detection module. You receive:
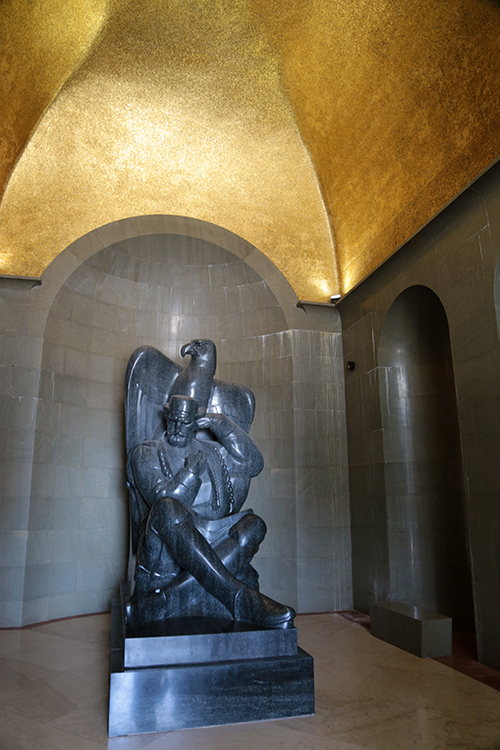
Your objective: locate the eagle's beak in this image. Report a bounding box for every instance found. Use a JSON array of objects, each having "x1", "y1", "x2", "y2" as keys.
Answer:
[{"x1": 180, "y1": 342, "x2": 194, "y2": 358}]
